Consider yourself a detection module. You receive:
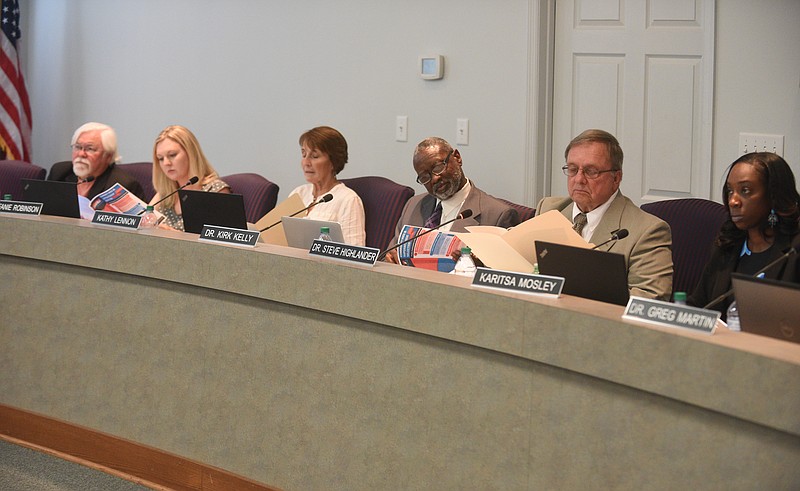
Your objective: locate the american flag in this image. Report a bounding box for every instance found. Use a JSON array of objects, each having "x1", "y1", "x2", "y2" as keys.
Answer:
[{"x1": 0, "y1": 0, "x2": 30, "y2": 161}]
